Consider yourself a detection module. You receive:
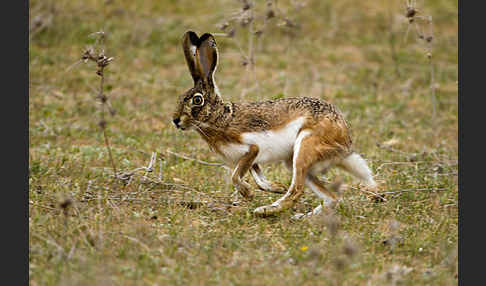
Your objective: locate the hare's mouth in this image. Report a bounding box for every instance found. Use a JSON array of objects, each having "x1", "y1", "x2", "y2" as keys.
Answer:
[
  {"x1": 173, "y1": 116, "x2": 193, "y2": 130},
  {"x1": 173, "y1": 117, "x2": 188, "y2": 130}
]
